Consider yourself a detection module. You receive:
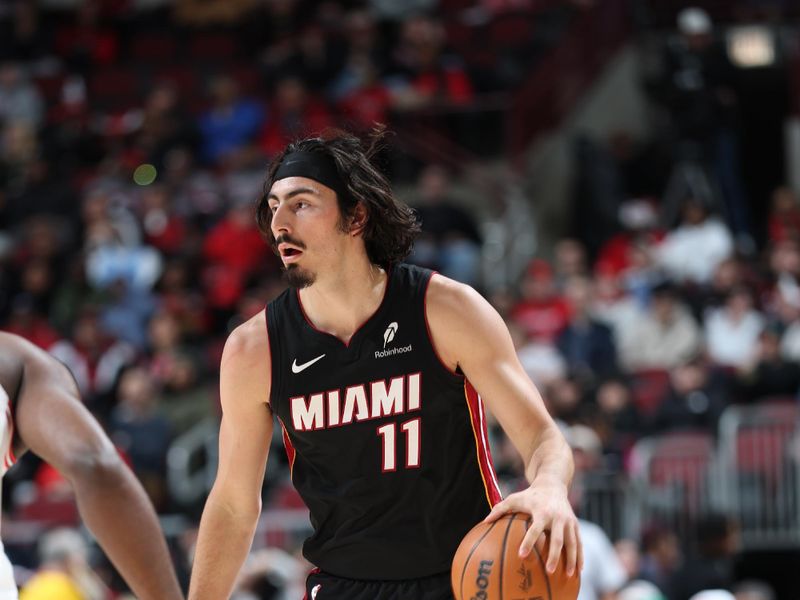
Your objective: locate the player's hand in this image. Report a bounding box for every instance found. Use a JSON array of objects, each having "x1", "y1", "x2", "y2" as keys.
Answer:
[{"x1": 483, "y1": 477, "x2": 582, "y2": 577}]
